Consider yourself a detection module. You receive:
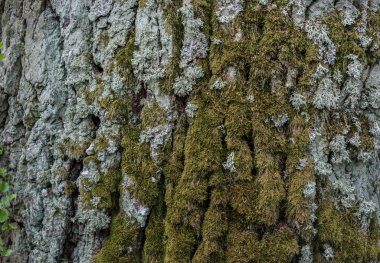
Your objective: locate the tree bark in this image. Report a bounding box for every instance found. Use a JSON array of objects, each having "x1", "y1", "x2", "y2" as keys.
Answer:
[{"x1": 1, "y1": 0, "x2": 380, "y2": 262}]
